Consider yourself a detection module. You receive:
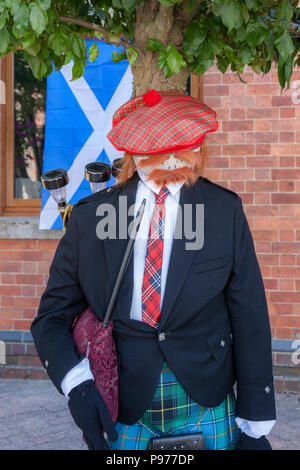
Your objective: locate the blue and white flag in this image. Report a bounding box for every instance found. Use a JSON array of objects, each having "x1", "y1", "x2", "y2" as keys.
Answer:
[{"x1": 39, "y1": 39, "x2": 133, "y2": 229}]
